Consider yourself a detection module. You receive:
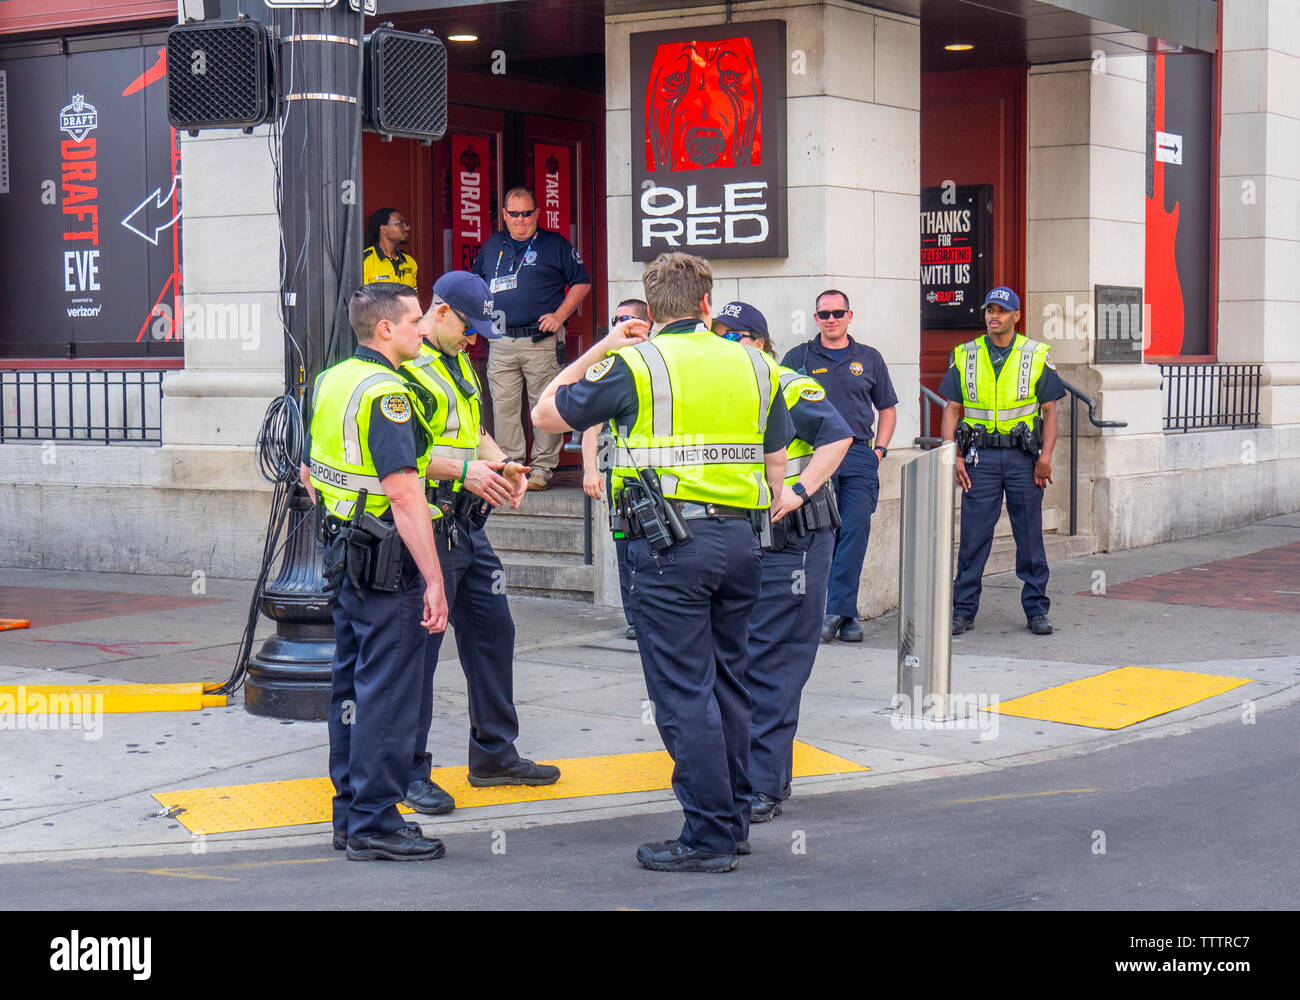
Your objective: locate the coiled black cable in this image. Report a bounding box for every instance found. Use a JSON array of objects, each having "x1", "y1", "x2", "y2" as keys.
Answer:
[{"x1": 212, "y1": 393, "x2": 305, "y2": 695}]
